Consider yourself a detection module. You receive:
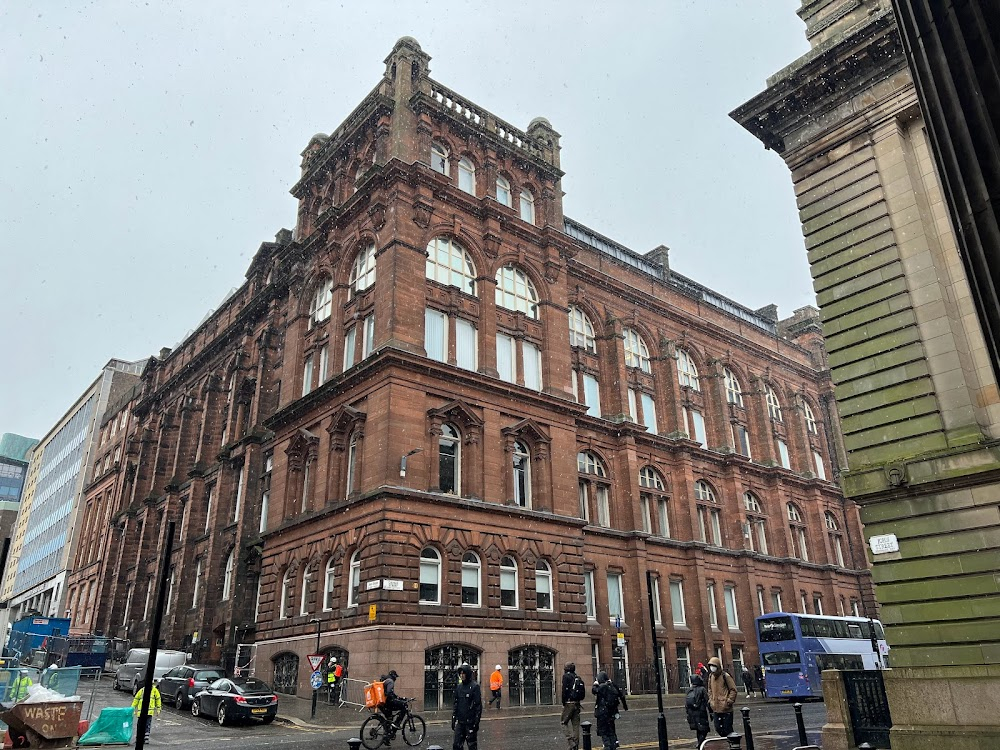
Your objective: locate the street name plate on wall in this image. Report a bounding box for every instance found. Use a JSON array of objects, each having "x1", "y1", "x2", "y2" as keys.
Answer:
[
  {"x1": 382, "y1": 579, "x2": 403, "y2": 591},
  {"x1": 366, "y1": 579, "x2": 382, "y2": 591},
  {"x1": 869, "y1": 534, "x2": 899, "y2": 555}
]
